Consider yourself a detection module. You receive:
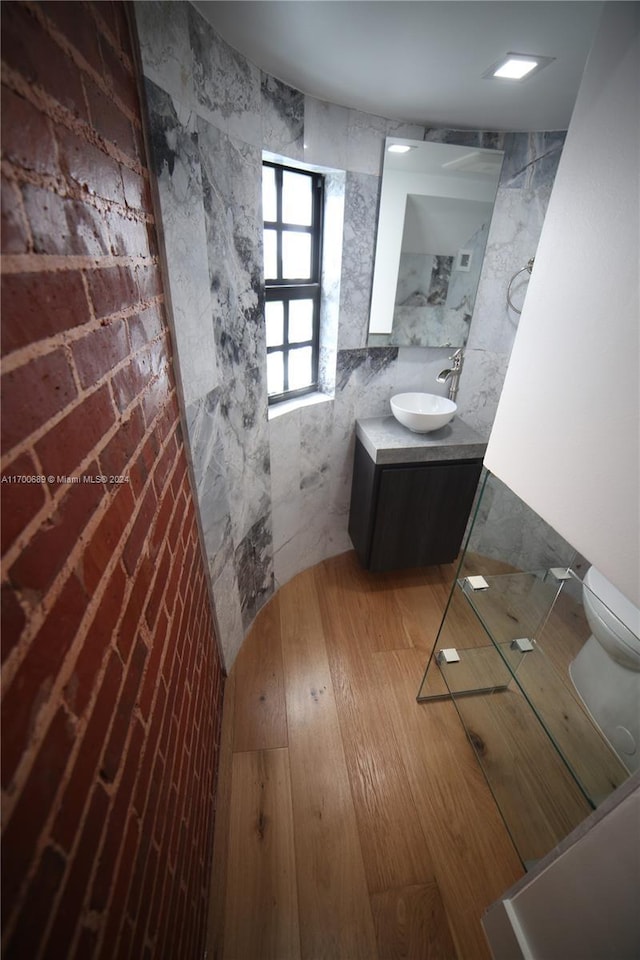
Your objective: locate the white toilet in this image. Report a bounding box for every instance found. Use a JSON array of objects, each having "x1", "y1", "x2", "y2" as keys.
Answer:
[{"x1": 570, "y1": 566, "x2": 640, "y2": 773}]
